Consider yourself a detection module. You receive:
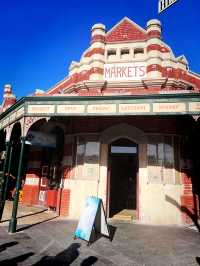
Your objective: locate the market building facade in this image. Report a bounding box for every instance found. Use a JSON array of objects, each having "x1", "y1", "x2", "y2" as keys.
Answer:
[{"x1": 0, "y1": 17, "x2": 200, "y2": 226}]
